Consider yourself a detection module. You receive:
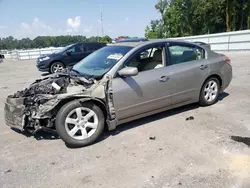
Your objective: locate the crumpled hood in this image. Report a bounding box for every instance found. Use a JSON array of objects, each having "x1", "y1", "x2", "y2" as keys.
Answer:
[{"x1": 10, "y1": 72, "x2": 96, "y2": 99}]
